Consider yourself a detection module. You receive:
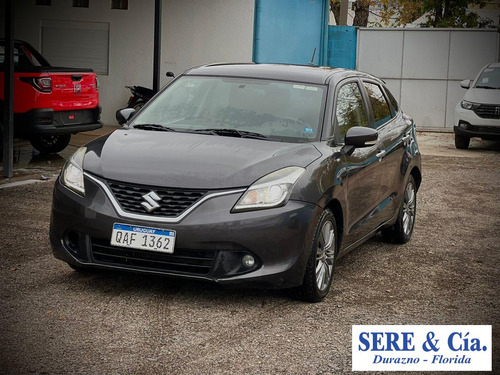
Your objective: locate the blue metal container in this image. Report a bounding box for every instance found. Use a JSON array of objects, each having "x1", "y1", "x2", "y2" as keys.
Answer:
[{"x1": 253, "y1": 0, "x2": 329, "y2": 66}]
